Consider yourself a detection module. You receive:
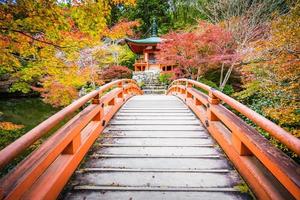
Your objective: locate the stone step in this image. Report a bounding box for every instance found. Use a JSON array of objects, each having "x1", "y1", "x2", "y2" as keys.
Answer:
[
  {"x1": 143, "y1": 83, "x2": 161, "y2": 85},
  {"x1": 143, "y1": 86, "x2": 165, "y2": 89},
  {"x1": 143, "y1": 90, "x2": 166, "y2": 94}
]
